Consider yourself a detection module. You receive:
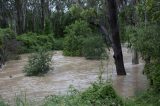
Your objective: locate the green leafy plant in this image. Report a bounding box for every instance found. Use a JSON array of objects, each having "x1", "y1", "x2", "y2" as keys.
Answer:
[
  {"x1": 43, "y1": 82, "x2": 123, "y2": 106},
  {"x1": 0, "y1": 28, "x2": 20, "y2": 65},
  {"x1": 63, "y1": 20, "x2": 92, "y2": 56},
  {"x1": 144, "y1": 63, "x2": 160, "y2": 91},
  {"x1": 17, "y1": 32, "x2": 54, "y2": 53},
  {"x1": 0, "y1": 99, "x2": 8, "y2": 106},
  {"x1": 126, "y1": 24, "x2": 160, "y2": 61},
  {"x1": 23, "y1": 50, "x2": 52, "y2": 76},
  {"x1": 82, "y1": 36, "x2": 107, "y2": 60},
  {"x1": 53, "y1": 38, "x2": 64, "y2": 50}
]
